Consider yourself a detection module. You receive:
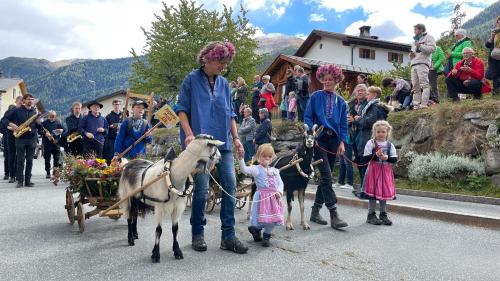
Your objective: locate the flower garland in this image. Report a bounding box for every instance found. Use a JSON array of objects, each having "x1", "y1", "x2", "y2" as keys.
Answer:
[{"x1": 316, "y1": 64, "x2": 344, "y2": 83}]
